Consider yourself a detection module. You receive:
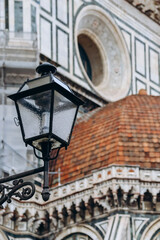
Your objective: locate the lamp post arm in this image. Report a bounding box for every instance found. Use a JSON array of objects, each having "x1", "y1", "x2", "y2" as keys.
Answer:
[
  {"x1": 0, "y1": 166, "x2": 44, "y2": 184},
  {"x1": 0, "y1": 144, "x2": 61, "y2": 206}
]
